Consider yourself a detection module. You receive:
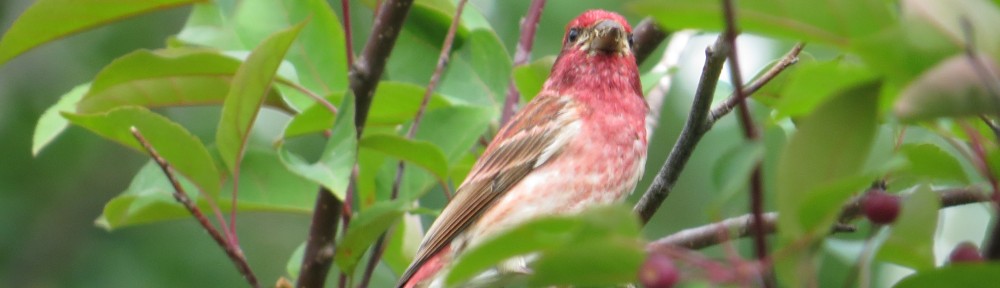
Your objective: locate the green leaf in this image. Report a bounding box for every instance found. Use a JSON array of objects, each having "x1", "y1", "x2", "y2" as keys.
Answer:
[
  {"x1": 896, "y1": 143, "x2": 970, "y2": 185},
  {"x1": 796, "y1": 175, "x2": 875, "y2": 233},
  {"x1": 894, "y1": 54, "x2": 1000, "y2": 122},
  {"x1": 356, "y1": 147, "x2": 388, "y2": 208},
  {"x1": 279, "y1": 93, "x2": 357, "y2": 200},
  {"x1": 334, "y1": 200, "x2": 409, "y2": 275},
  {"x1": 77, "y1": 48, "x2": 285, "y2": 114},
  {"x1": 853, "y1": 0, "x2": 1000, "y2": 86},
  {"x1": 0, "y1": 0, "x2": 202, "y2": 65},
  {"x1": 63, "y1": 107, "x2": 220, "y2": 198},
  {"x1": 367, "y1": 82, "x2": 454, "y2": 126},
  {"x1": 33, "y1": 83, "x2": 89, "y2": 156},
  {"x1": 445, "y1": 206, "x2": 640, "y2": 286},
  {"x1": 775, "y1": 81, "x2": 879, "y2": 286},
  {"x1": 876, "y1": 185, "x2": 940, "y2": 271},
  {"x1": 96, "y1": 148, "x2": 318, "y2": 229},
  {"x1": 216, "y1": 22, "x2": 305, "y2": 174},
  {"x1": 899, "y1": 0, "x2": 1000, "y2": 59},
  {"x1": 512, "y1": 57, "x2": 555, "y2": 103},
  {"x1": 529, "y1": 238, "x2": 644, "y2": 287},
  {"x1": 282, "y1": 93, "x2": 342, "y2": 139},
  {"x1": 777, "y1": 81, "x2": 880, "y2": 239},
  {"x1": 773, "y1": 61, "x2": 877, "y2": 118},
  {"x1": 895, "y1": 264, "x2": 1000, "y2": 288},
  {"x1": 234, "y1": 0, "x2": 348, "y2": 109},
  {"x1": 360, "y1": 134, "x2": 450, "y2": 186},
  {"x1": 630, "y1": 0, "x2": 893, "y2": 47}
]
